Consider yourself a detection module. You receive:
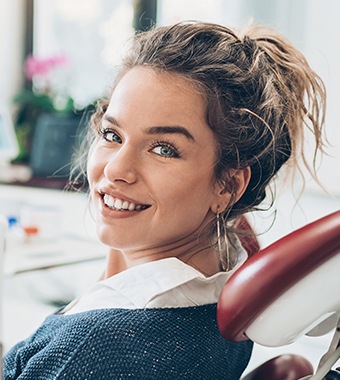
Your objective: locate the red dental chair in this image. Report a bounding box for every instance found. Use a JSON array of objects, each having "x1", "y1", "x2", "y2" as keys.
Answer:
[{"x1": 218, "y1": 211, "x2": 340, "y2": 379}]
